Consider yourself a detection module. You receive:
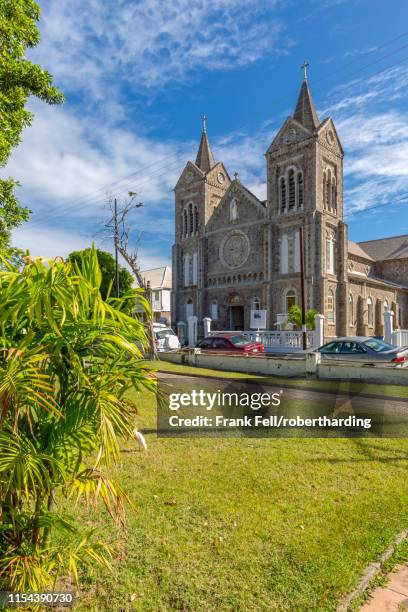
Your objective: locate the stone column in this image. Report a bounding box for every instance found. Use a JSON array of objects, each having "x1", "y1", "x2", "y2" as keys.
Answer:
[
  {"x1": 375, "y1": 299, "x2": 384, "y2": 338},
  {"x1": 187, "y1": 316, "x2": 198, "y2": 346},
  {"x1": 392, "y1": 301, "x2": 399, "y2": 329},
  {"x1": 177, "y1": 321, "x2": 186, "y2": 346},
  {"x1": 314, "y1": 314, "x2": 325, "y2": 348},
  {"x1": 357, "y1": 295, "x2": 367, "y2": 336},
  {"x1": 203, "y1": 317, "x2": 211, "y2": 337},
  {"x1": 384, "y1": 310, "x2": 394, "y2": 345}
]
